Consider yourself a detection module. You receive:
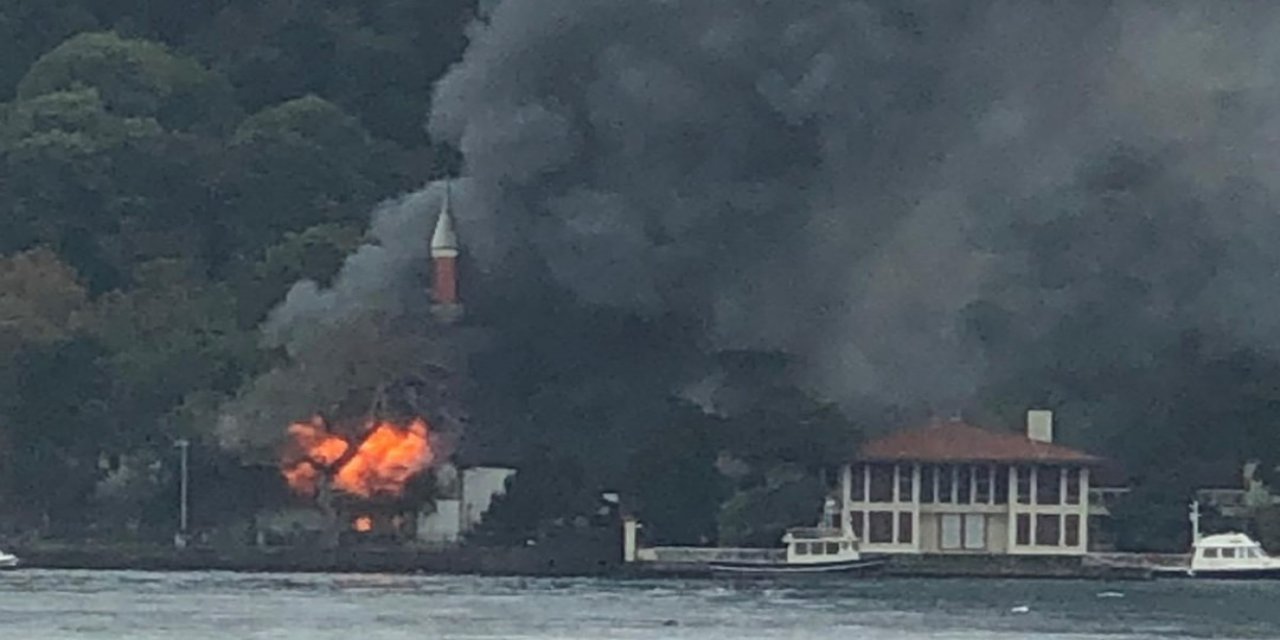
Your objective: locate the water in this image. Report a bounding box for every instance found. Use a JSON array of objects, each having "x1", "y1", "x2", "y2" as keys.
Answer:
[{"x1": 0, "y1": 570, "x2": 1277, "y2": 639}]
